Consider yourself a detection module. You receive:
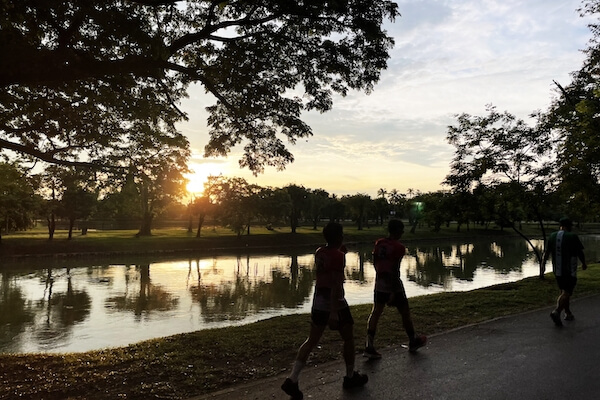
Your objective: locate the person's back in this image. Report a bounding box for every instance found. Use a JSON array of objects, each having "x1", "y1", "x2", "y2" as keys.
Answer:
[
  {"x1": 547, "y1": 230, "x2": 584, "y2": 277},
  {"x1": 313, "y1": 245, "x2": 347, "y2": 313},
  {"x1": 373, "y1": 237, "x2": 405, "y2": 293}
]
